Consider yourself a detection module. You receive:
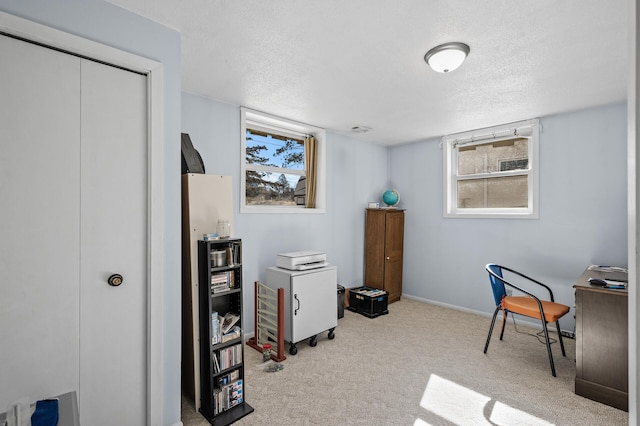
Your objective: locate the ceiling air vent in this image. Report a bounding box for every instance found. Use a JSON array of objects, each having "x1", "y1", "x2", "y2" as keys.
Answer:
[{"x1": 351, "y1": 126, "x2": 371, "y2": 133}]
